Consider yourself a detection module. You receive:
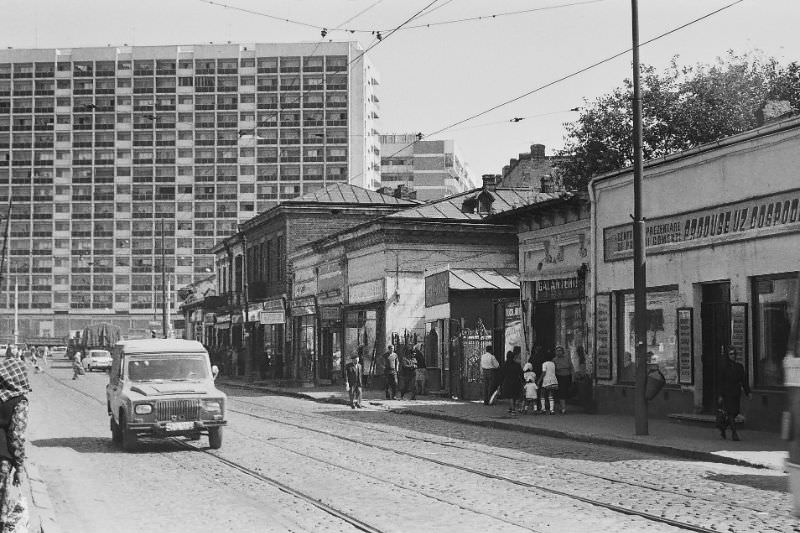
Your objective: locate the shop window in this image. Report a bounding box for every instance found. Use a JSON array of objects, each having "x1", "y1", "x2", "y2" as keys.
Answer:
[
  {"x1": 616, "y1": 288, "x2": 680, "y2": 384},
  {"x1": 345, "y1": 309, "x2": 379, "y2": 375},
  {"x1": 753, "y1": 273, "x2": 798, "y2": 388}
]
